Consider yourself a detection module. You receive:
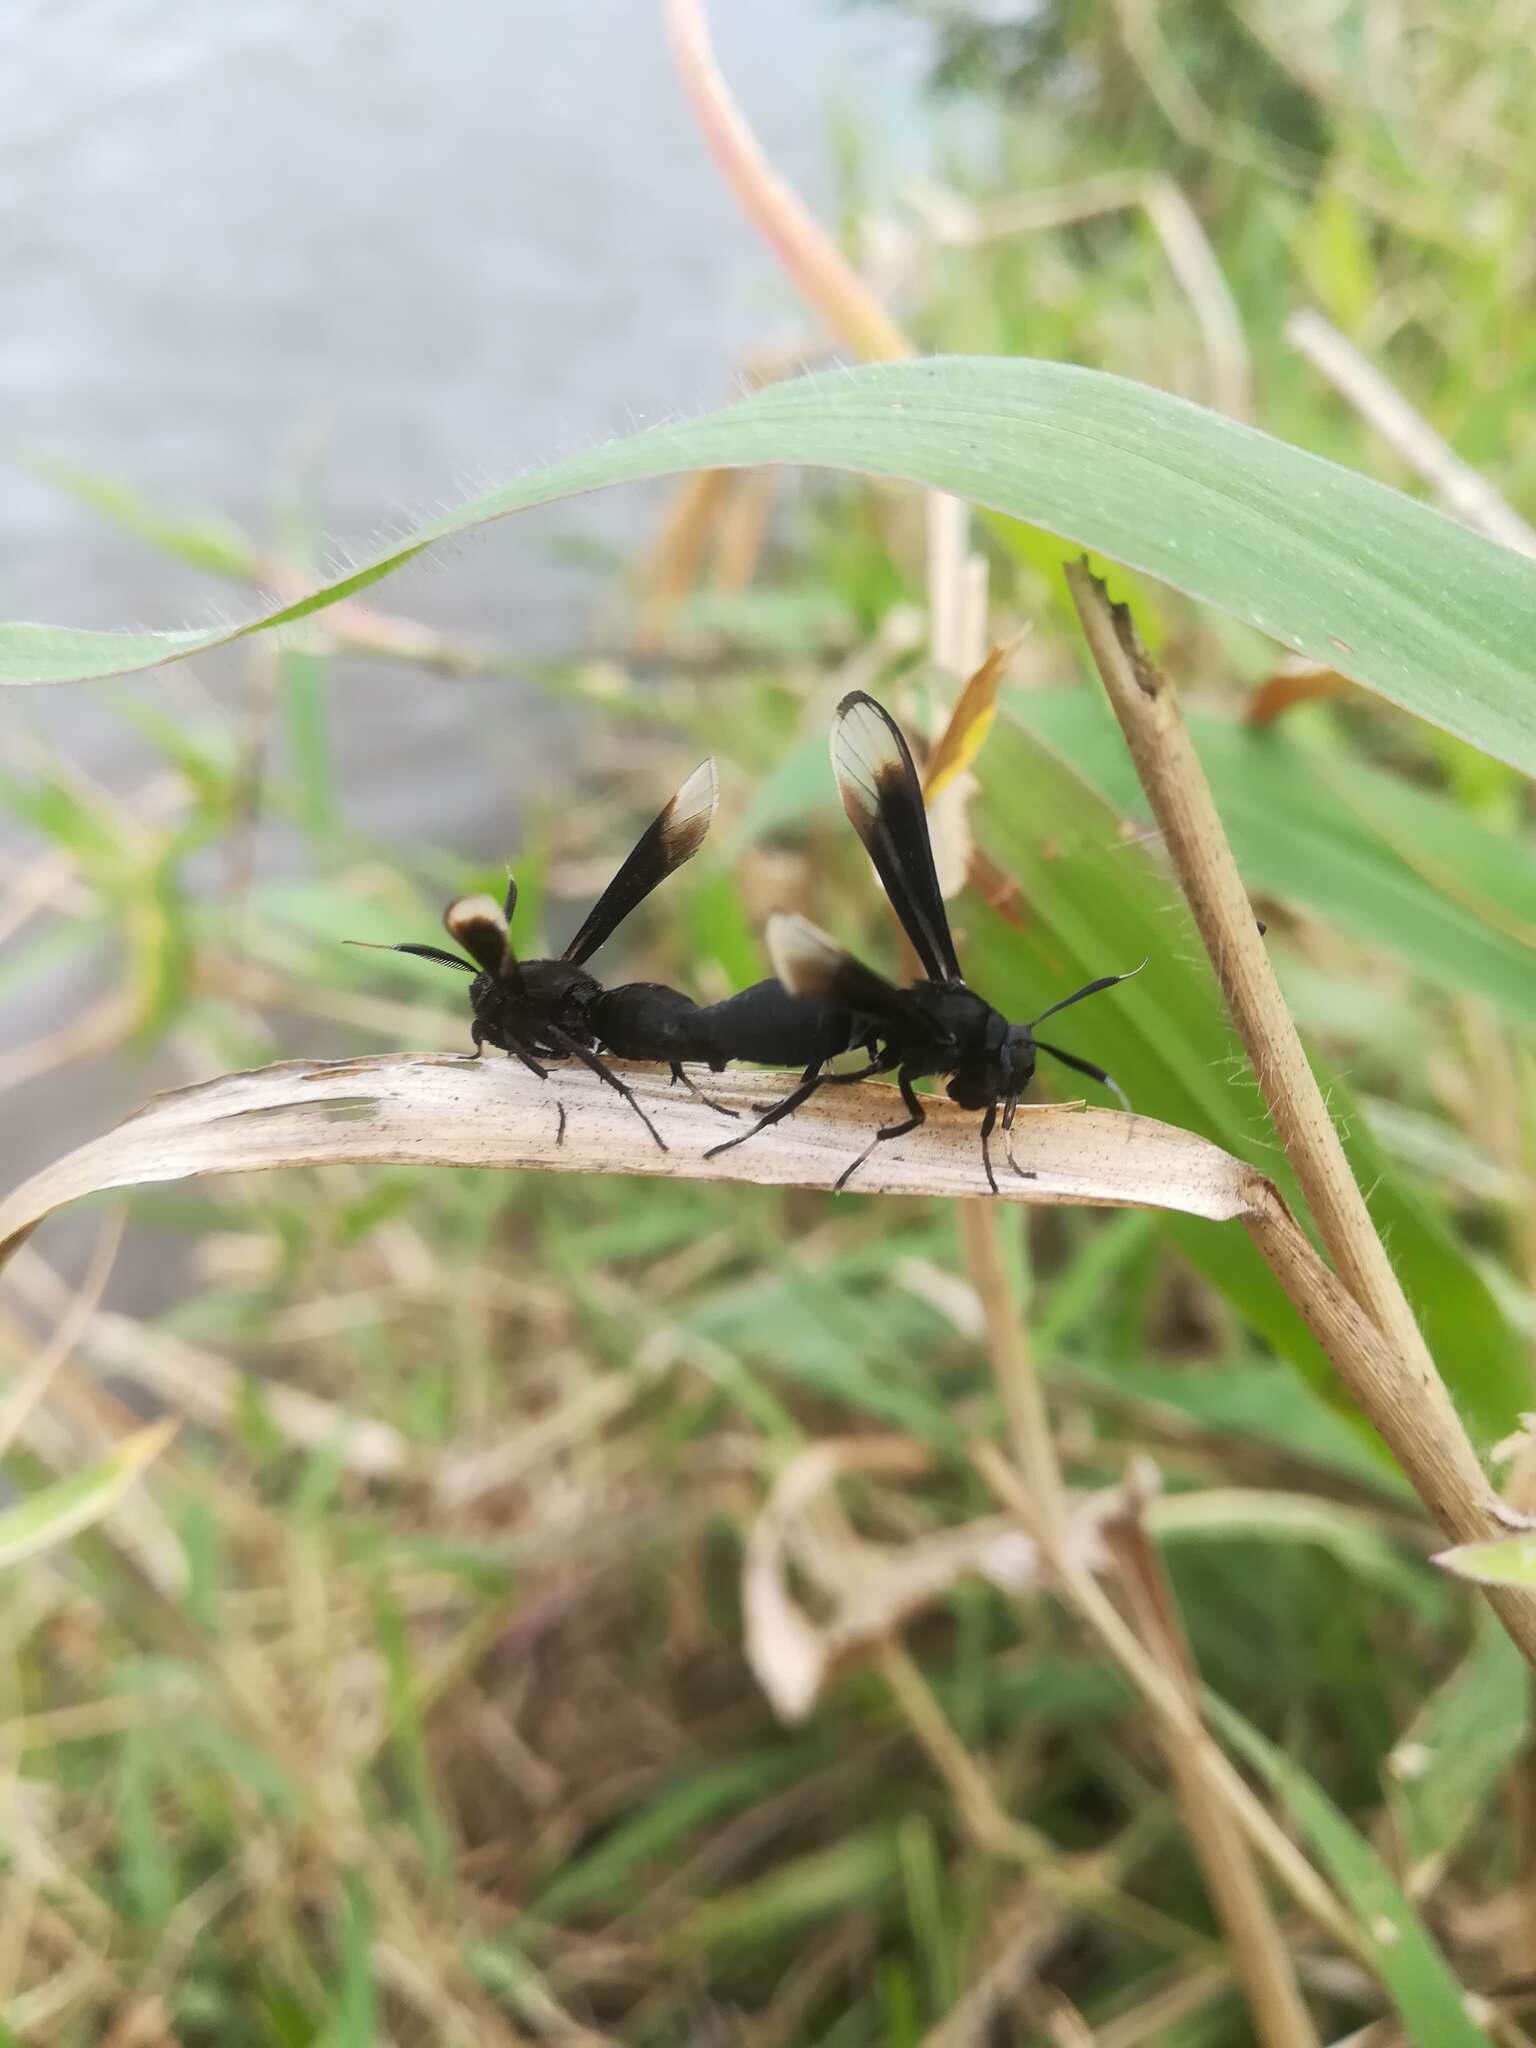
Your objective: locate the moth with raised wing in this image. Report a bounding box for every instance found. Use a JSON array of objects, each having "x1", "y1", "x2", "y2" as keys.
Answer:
[
  {"x1": 741, "y1": 691, "x2": 1139, "y2": 1193},
  {"x1": 349, "y1": 759, "x2": 721, "y2": 1150}
]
